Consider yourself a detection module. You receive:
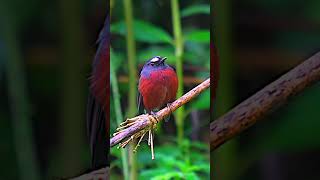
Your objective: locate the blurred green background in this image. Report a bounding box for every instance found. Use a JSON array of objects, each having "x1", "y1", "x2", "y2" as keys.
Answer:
[
  {"x1": 0, "y1": 0, "x2": 108, "y2": 179},
  {"x1": 110, "y1": 0, "x2": 210, "y2": 179},
  {"x1": 213, "y1": 0, "x2": 320, "y2": 180}
]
